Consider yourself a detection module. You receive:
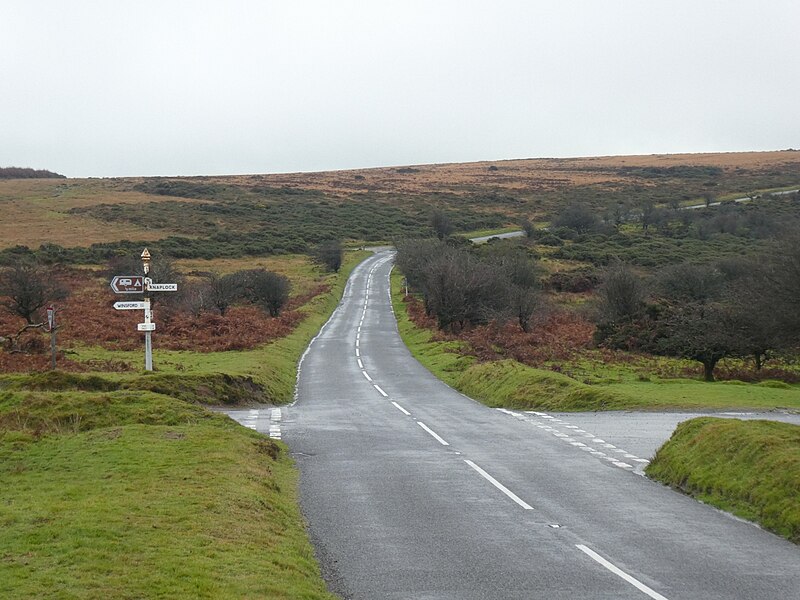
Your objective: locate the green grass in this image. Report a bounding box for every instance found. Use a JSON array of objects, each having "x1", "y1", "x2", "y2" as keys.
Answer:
[
  {"x1": 601, "y1": 379, "x2": 800, "y2": 411},
  {"x1": 0, "y1": 253, "x2": 377, "y2": 597},
  {"x1": 0, "y1": 391, "x2": 337, "y2": 599},
  {"x1": 456, "y1": 360, "x2": 631, "y2": 411},
  {"x1": 646, "y1": 417, "x2": 800, "y2": 544},
  {"x1": 391, "y1": 270, "x2": 800, "y2": 411}
]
